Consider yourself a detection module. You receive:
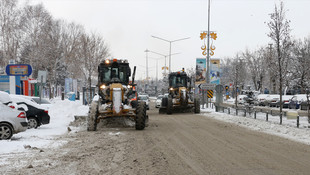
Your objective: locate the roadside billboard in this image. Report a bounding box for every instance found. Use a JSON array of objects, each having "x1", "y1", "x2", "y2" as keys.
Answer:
[
  {"x1": 195, "y1": 58, "x2": 206, "y2": 84},
  {"x1": 210, "y1": 58, "x2": 221, "y2": 85},
  {"x1": 5, "y1": 64, "x2": 32, "y2": 76}
]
